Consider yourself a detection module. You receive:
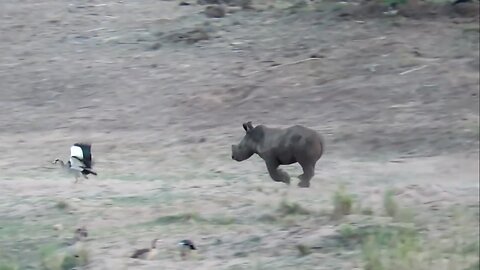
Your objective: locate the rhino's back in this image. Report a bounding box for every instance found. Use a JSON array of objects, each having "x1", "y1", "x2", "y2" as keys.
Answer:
[
  {"x1": 286, "y1": 125, "x2": 321, "y2": 140},
  {"x1": 269, "y1": 125, "x2": 319, "y2": 148},
  {"x1": 286, "y1": 125, "x2": 324, "y2": 158}
]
